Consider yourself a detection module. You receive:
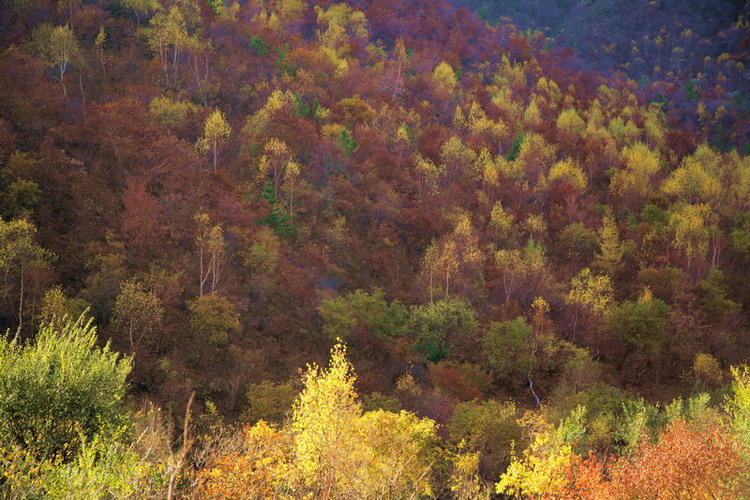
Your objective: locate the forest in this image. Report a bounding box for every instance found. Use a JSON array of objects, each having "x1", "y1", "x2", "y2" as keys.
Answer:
[{"x1": 0, "y1": 0, "x2": 749, "y2": 497}]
